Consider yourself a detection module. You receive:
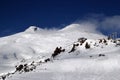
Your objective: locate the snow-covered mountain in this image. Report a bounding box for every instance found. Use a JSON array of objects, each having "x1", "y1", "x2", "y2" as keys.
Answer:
[{"x1": 0, "y1": 24, "x2": 120, "y2": 80}]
